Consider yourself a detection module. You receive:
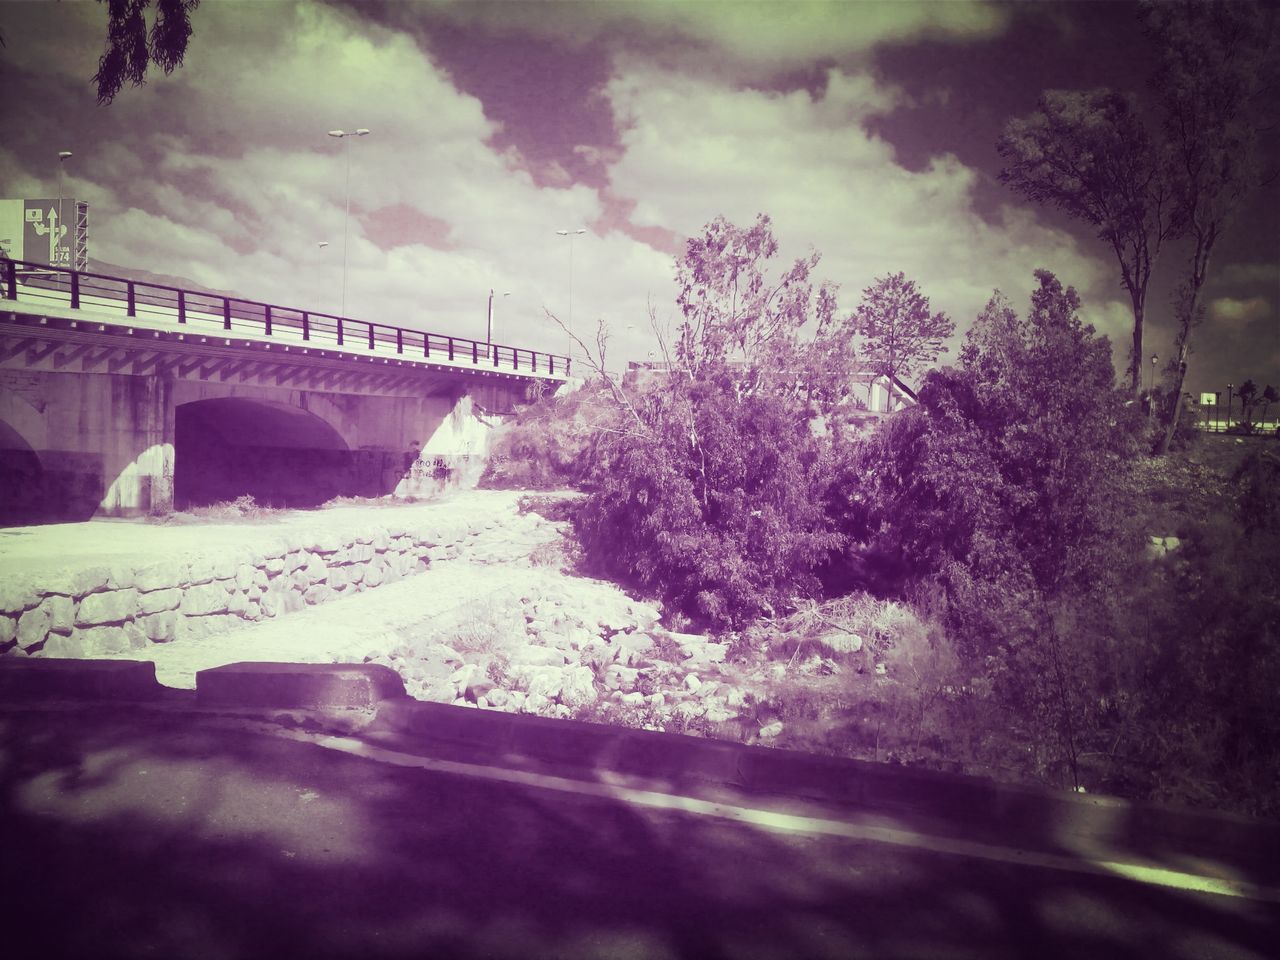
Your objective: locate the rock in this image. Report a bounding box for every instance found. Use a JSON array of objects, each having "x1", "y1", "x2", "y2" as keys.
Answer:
[
  {"x1": 704, "y1": 706, "x2": 737, "y2": 724},
  {"x1": 450, "y1": 664, "x2": 477, "y2": 693},
  {"x1": 464, "y1": 678, "x2": 496, "y2": 704},
  {"x1": 17, "y1": 606, "x2": 51, "y2": 650},
  {"x1": 179, "y1": 583, "x2": 230, "y2": 617},
  {"x1": 364, "y1": 560, "x2": 387, "y2": 589},
  {"x1": 723, "y1": 686, "x2": 747, "y2": 709},
  {"x1": 234, "y1": 563, "x2": 256, "y2": 592},
  {"x1": 242, "y1": 601, "x2": 263, "y2": 622},
  {"x1": 428, "y1": 643, "x2": 464, "y2": 665},
  {"x1": 306, "y1": 532, "x2": 342, "y2": 554},
  {"x1": 604, "y1": 665, "x2": 640, "y2": 692},
  {"x1": 525, "y1": 666, "x2": 564, "y2": 700},
  {"x1": 683, "y1": 673, "x2": 702, "y2": 692},
  {"x1": 264, "y1": 556, "x2": 286, "y2": 576},
  {"x1": 0, "y1": 579, "x2": 39, "y2": 615},
  {"x1": 253, "y1": 566, "x2": 269, "y2": 590},
  {"x1": 620, "y1": 691, "x2": 646, "y2": 707},
  {"x1": 304, "y1": 584, "x2": 334, "y2": 606},
  {"x1": 507, "y1": 690, "x2": 527, "y2": 712},
  {"x1": 39, "y1": 595, "x2": 75, "y2": 635},
  {"x1": 139, "y1": 611, "x2": 176, "y2": 642},
  {"x1": 758, "y1": 719, "x2": 784, "y2": 739},
  {"x1": 75, "y1": 588, "x2": 139, "y2": 626},
  {"x1": 133, "y1": 561, "x2": 182, "y2": 593},
  {"x1": 559, "y1": 665, "x2": 597, "y2": 707},
  {"x1": 821, "y1": 631, "x2": 864, "y2": 654},
  {"x1": 675, "y1": 701, "x2": 705, "y2": 720},
  {"x1": 138, "y1": 587, "x2": 182, "y2": 615},
  {"x1": 511, "y1": 646, "x2": 567, "y2": 667},
  {"x1": 485, "y1": 688, "x2": 509, "y2": 708},
  {"x1": 0, "y1": 616, "x2": 15, "y2": 645},
  {"x1": 40, "y1": 632, "x2": 87, "y2": 658},
  {"x1": 522, "y1": 692, "x2": 549, "y2": 714},
  {"x1": 76, "y1": 625, "x2": 129, "y2": 655},
  {"x1": 285, "y1": 551, "x2": 308, "y2": 573},
  {"x1": 186, "y1": 558, "x2": 217, "y2": 586},
  {"x1": 303, "y1": 556, "x2": 328, "y2": 584}
]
